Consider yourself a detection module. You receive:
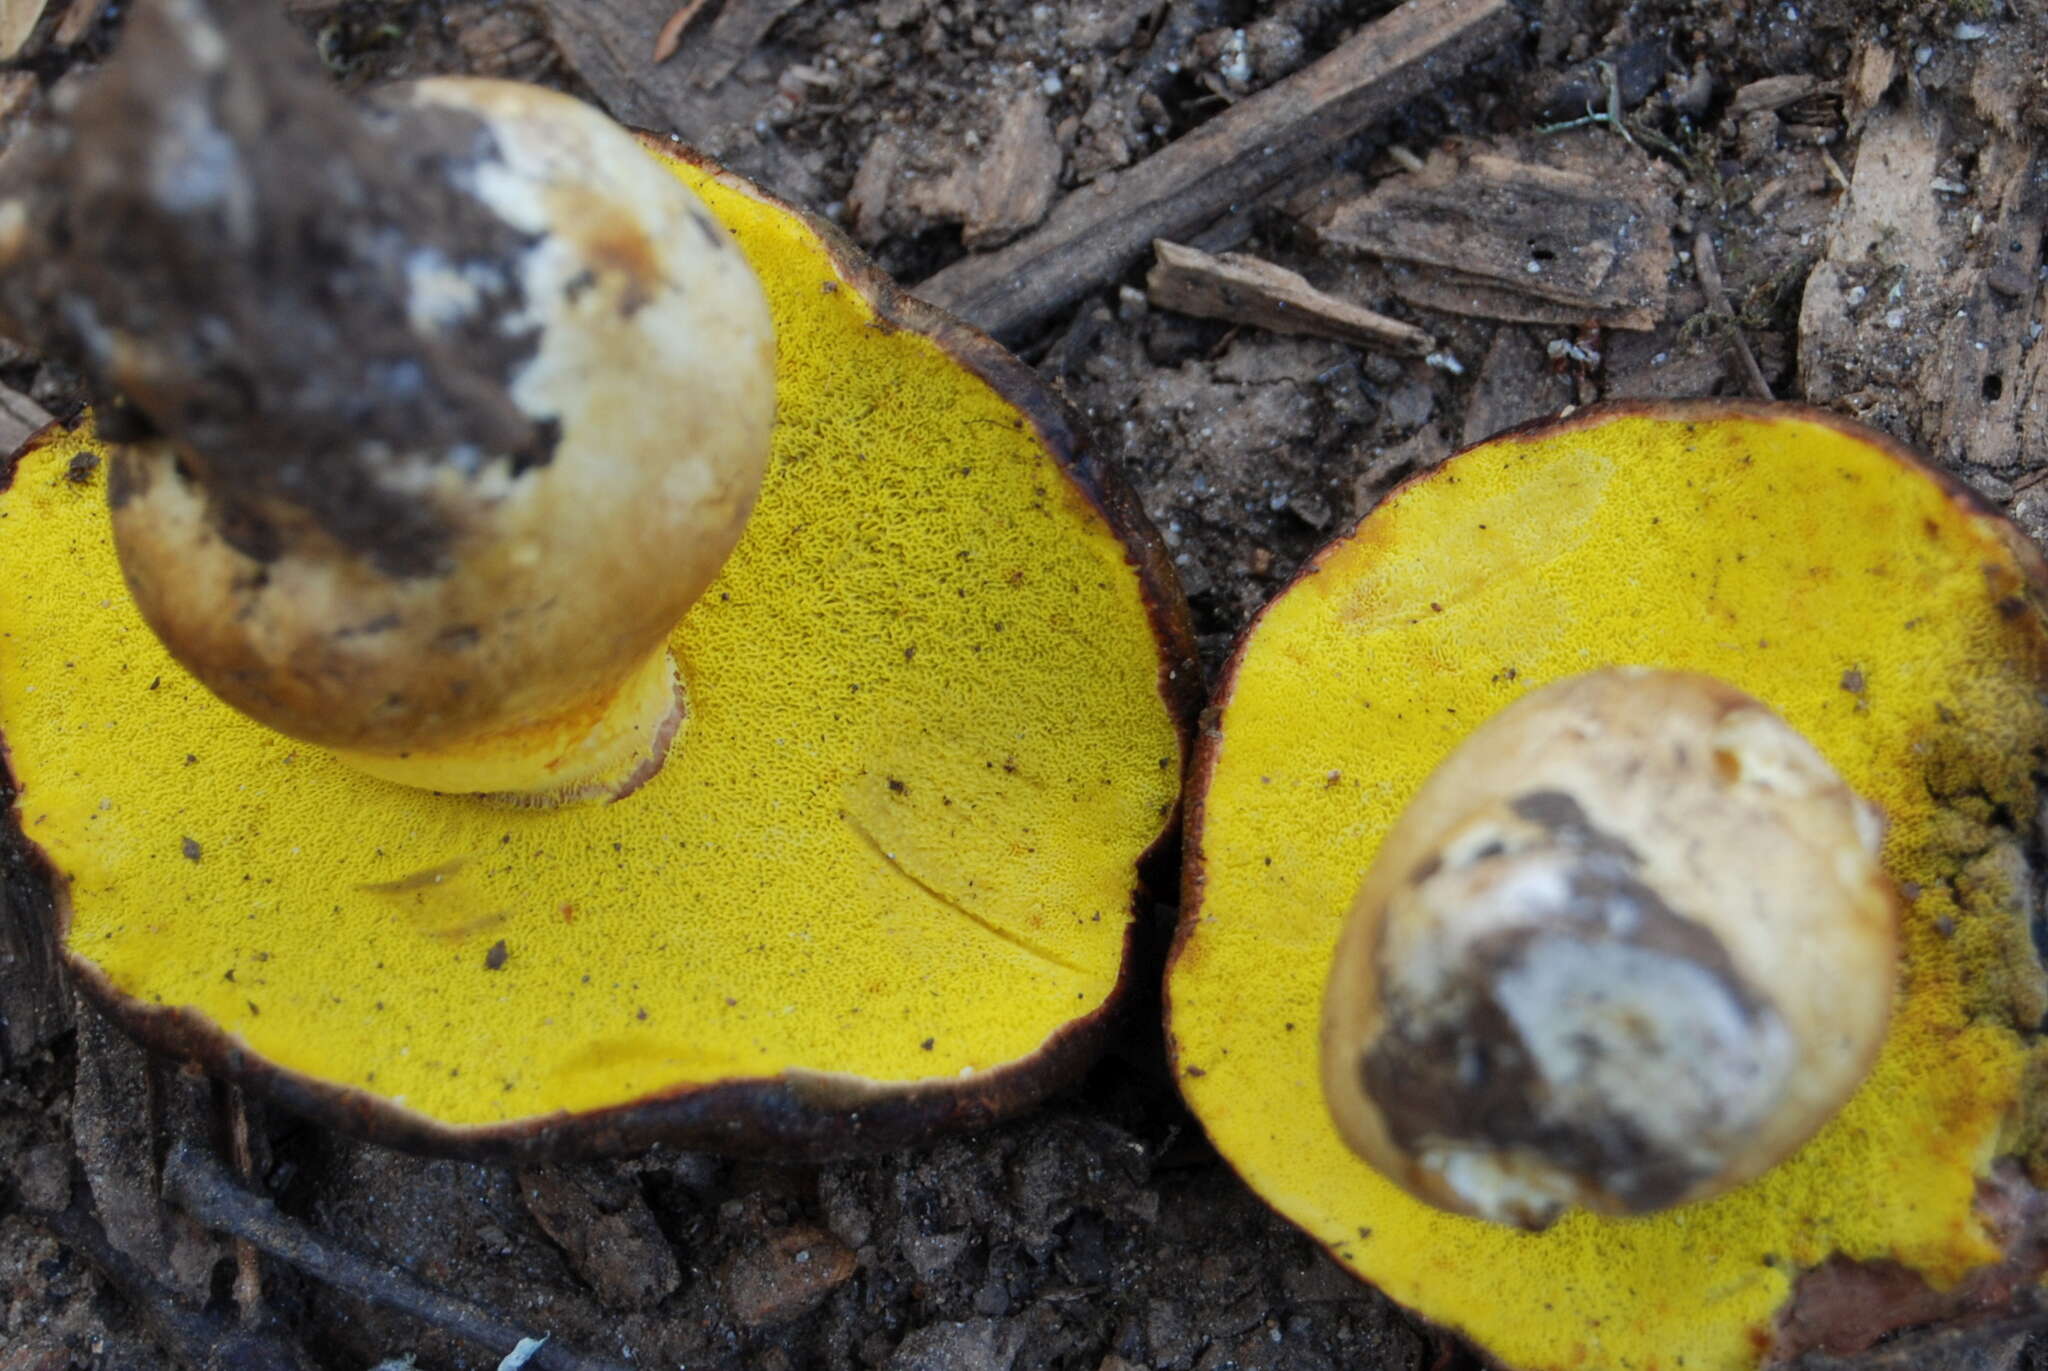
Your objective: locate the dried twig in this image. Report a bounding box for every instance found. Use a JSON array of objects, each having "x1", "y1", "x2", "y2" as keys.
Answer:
[
  {"x1": 650, "y1": 0, "x2": 712, "y2": 64},
  {"x1": 27, "y1": 1201, "x2": 315, "y2": 1371},
  {"x1": 1691, "y1": 228, "x2": 1773, "y2": 399},
  {"x1": 163, "y1": 1143, "x2": 634, "y2": 1371},
  {"x1": 916, "y1": 0, "x2": 1519, "y2": 341}
]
